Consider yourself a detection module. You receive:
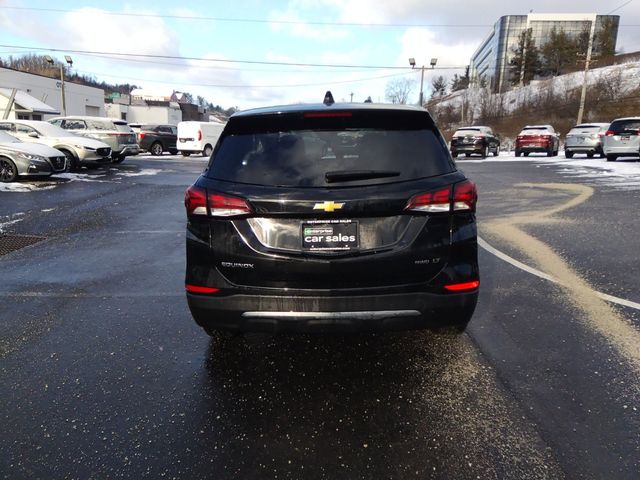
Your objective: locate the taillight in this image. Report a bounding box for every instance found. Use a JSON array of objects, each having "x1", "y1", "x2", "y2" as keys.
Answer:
[
  {"x1": 139, "y1": 132, "x2": 145, "y2": 140},
  {"x1": 453, "y1": 180, "x2": 477, "y2": 212},
  {"x1": 542, "y1": 135, "x2": 551, "y2": 140},
  {"x1": 605, "y1": 130, "x2": 615, "y2": 136},
  {"x1": 185, "y1": 185, "x2": 208, "y2": 216},
  {"x1": 405, "y1": 187, "x2": 451, "y2": 213},
  {"x1": 405, "y1": 181, "x2": 477, "y2": 214},
  {"x1": 184, "y1": 186, "x2": 253, "y2": 217},
  {"x1": 208, "y1": 193, "x2": 253, "y2": 217},
  {"x1": 197, "y1": 130, "x2": 202, "y2": 141}
]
